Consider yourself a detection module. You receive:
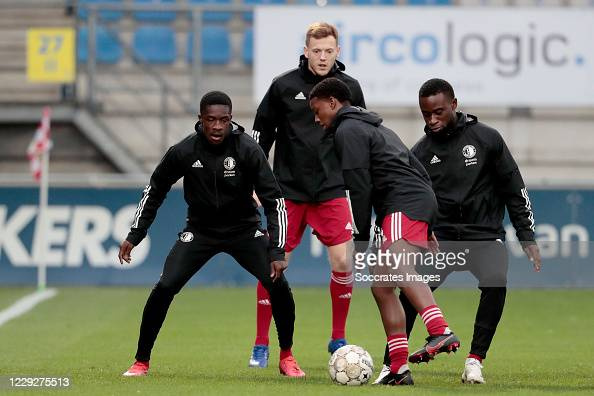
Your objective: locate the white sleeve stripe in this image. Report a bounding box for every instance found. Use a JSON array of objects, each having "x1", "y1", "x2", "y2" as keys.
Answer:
[
  {"x1": 131, "y1": 185, "x2": 148, "y2": 226},
  {"x1": 391, "y1": 213, "x2": 396, "y2": 243},
  {"x1": 132, "y1": 185, "x2": 151, "y2": 228},
  {"x1": 392, "y1": 213, "x2": 396, "y2": 242},
  {"x1": 398, "y1": 212, "x2": 402, "y2": 242},
  {"x1": 251, "y1": 129, "x2": 260, "y2": 143},
  {"x1": 344, "y1": 190, "x2": 359, "y2": 234},
  {"x1": 275, "y1": 198, "x2": 287, "y2": 248},
  {"x1": 521, "y1": 188, "x2": 536, "y2": 232}
]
